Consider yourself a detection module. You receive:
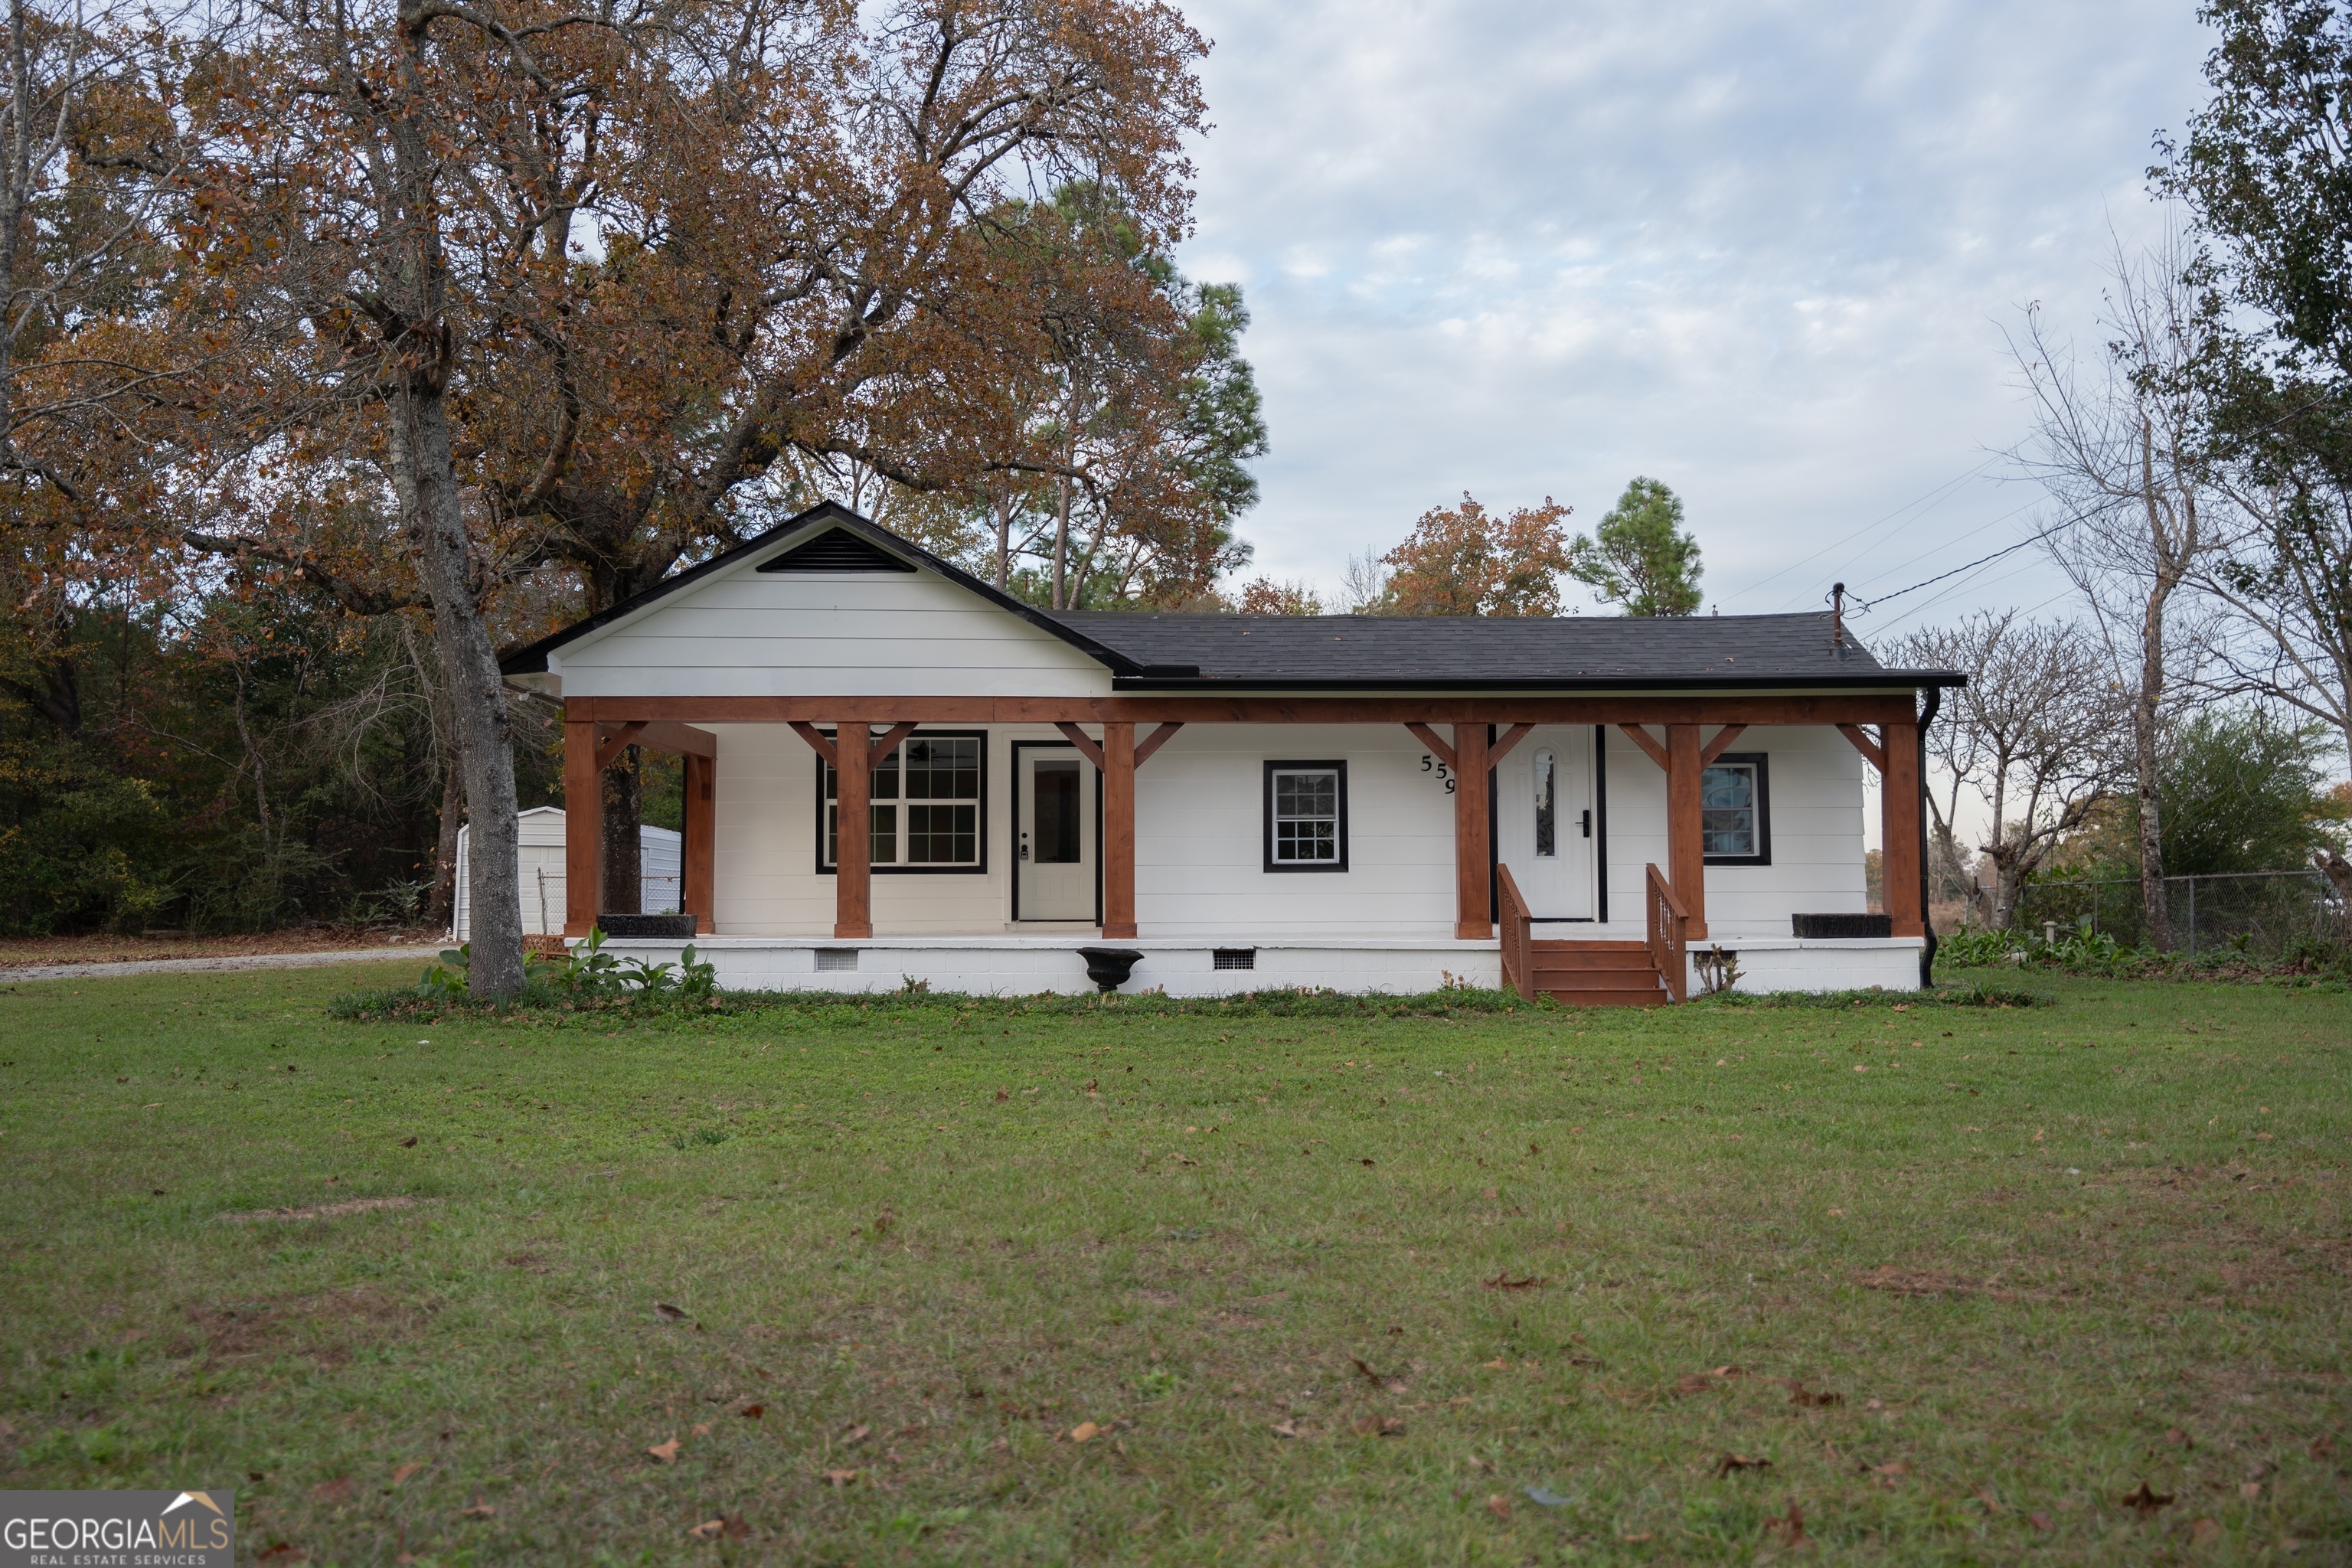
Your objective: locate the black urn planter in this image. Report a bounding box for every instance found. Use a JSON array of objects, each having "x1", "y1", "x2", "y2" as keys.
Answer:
[
  {"x1": 1076, "y1": 946, "x2": 1145, "y2": 993},
  {"x1": 597, "y1": 913, "x2": 698, "y2": 939}
]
